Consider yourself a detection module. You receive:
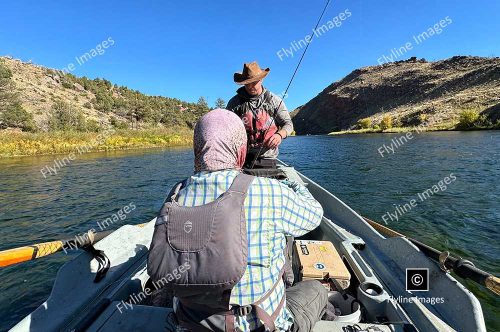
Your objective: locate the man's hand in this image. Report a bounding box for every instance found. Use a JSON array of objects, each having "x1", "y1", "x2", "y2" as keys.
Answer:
[{"x1": 266, "y1": 133, "x2": 282, "y2": 149}]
